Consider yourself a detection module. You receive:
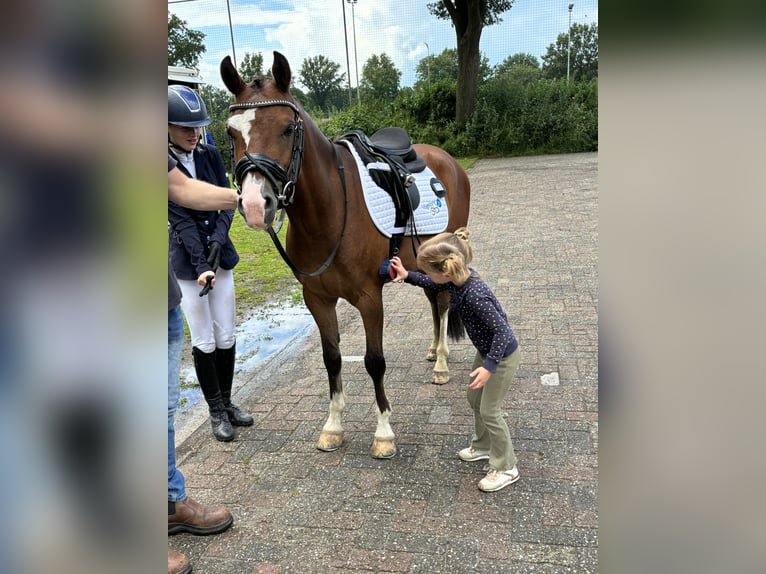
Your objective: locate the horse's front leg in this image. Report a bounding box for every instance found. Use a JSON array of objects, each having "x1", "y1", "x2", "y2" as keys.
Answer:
[
  {"x1": 426, "y1": 289, "x2": 450, "y2": 384},
  {"x1": 357, "y1": 292, "x2": 396, "y2": 459},
  {"x1": 303, "y1": 291, "x2": 345, "y2": 452}
]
